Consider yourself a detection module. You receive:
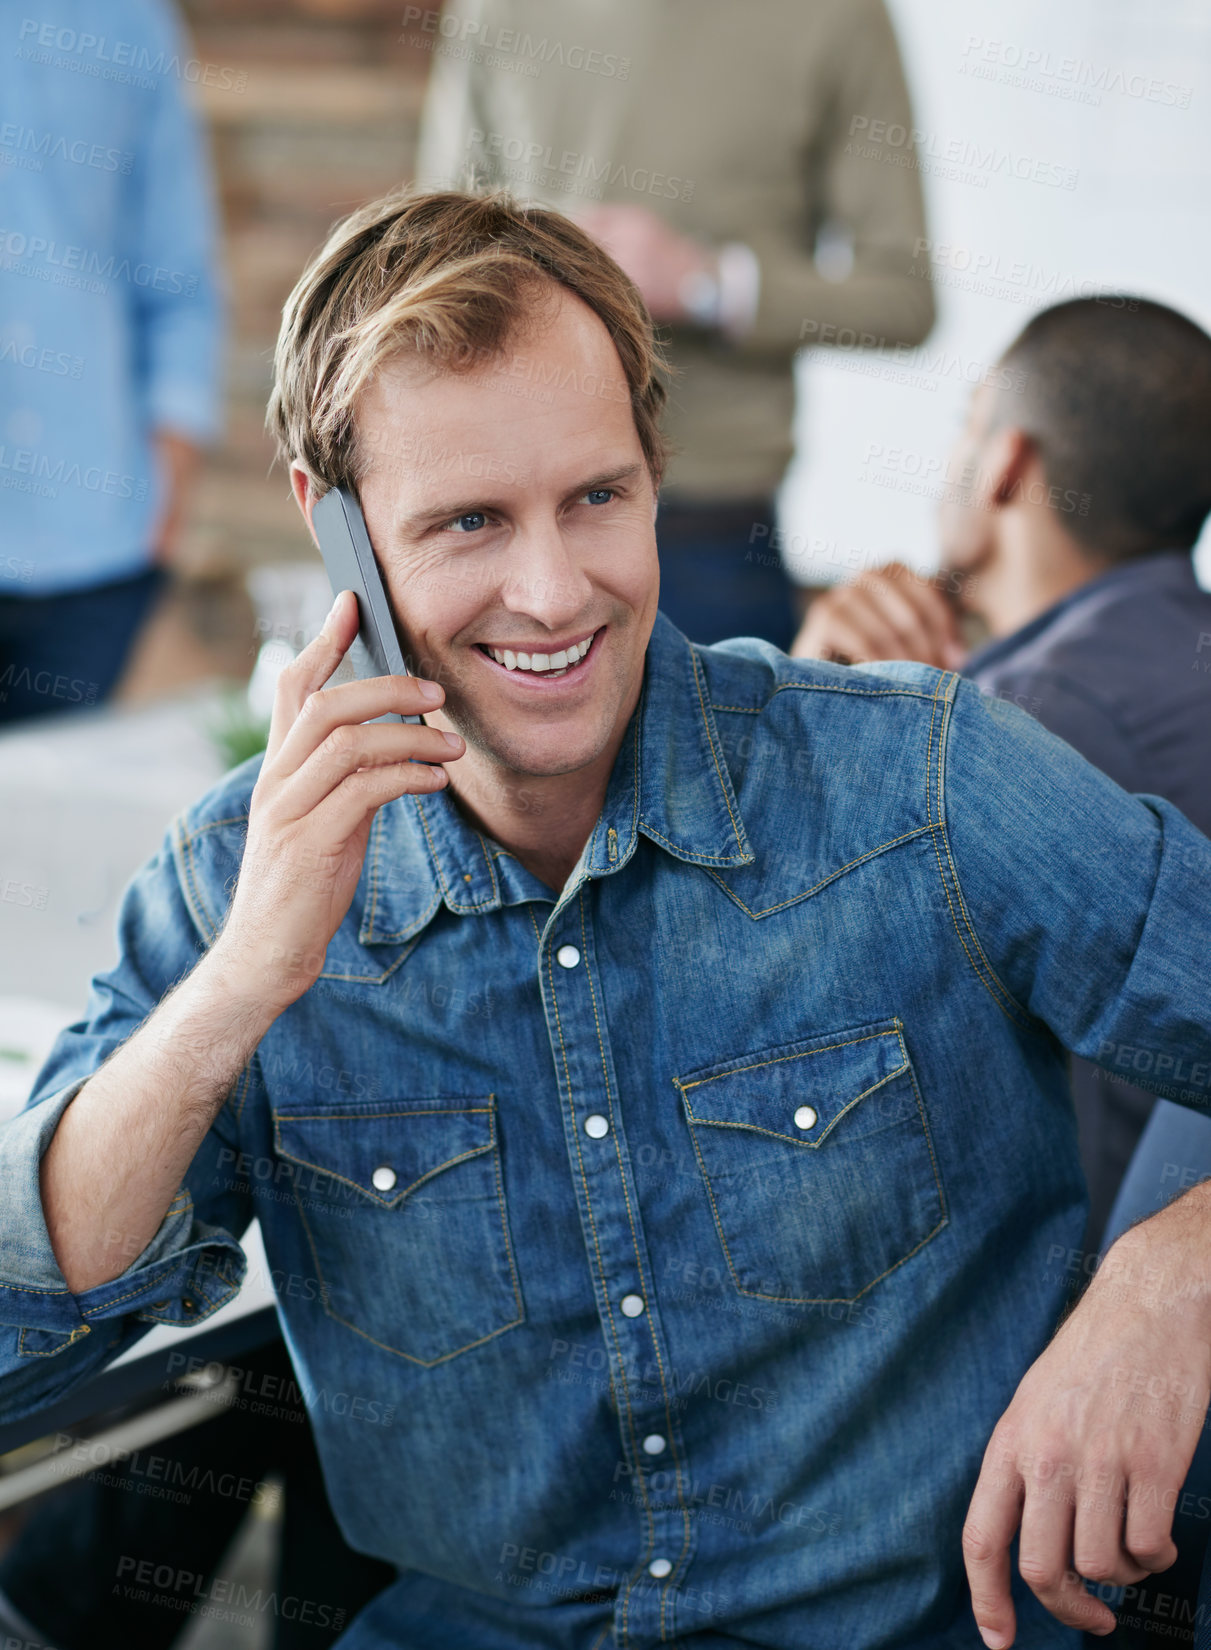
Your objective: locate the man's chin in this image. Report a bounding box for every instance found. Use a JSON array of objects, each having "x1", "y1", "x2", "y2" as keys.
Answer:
[{"x1": 454, "y1": 712, "x2": 616, "y2": 783}]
